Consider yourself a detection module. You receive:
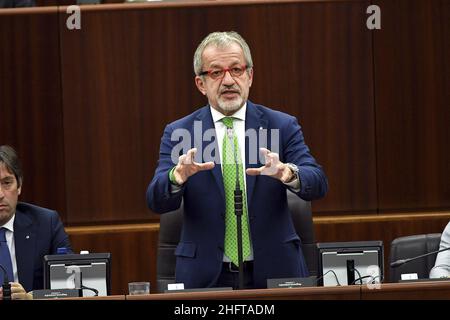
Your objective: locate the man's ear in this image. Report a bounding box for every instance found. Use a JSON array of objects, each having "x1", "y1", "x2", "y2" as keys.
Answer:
[
  {"x1": 248, "y1": 68, "x2": 254, "y2": 87},
  {"x1": 195, "y1": 76, "x2": 207, "y2": 96}
]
